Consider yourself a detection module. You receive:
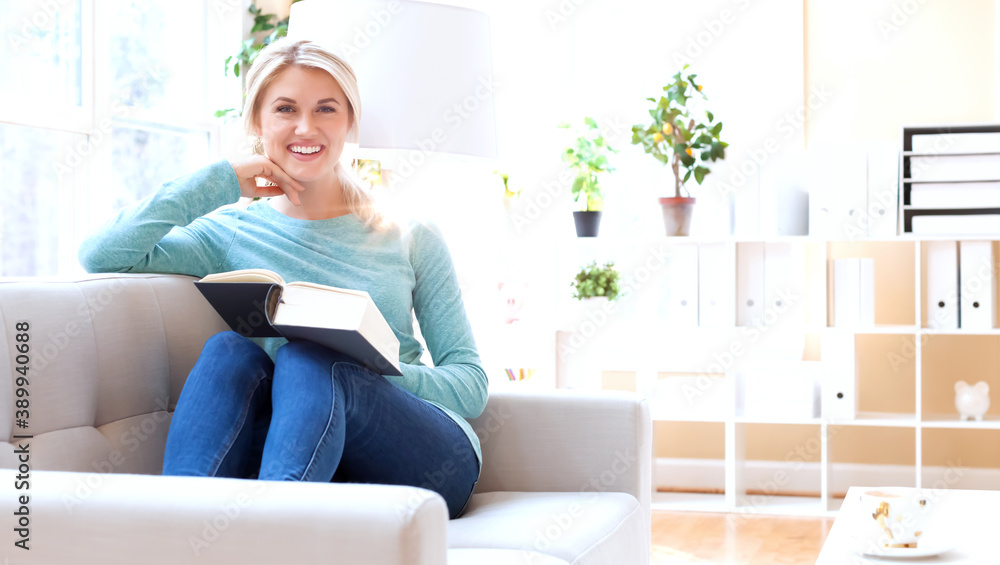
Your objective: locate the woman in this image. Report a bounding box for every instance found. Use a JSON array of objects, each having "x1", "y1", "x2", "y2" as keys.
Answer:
[{"x1": 77, "y1": 38, "x2": 487, "y2": 519}]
